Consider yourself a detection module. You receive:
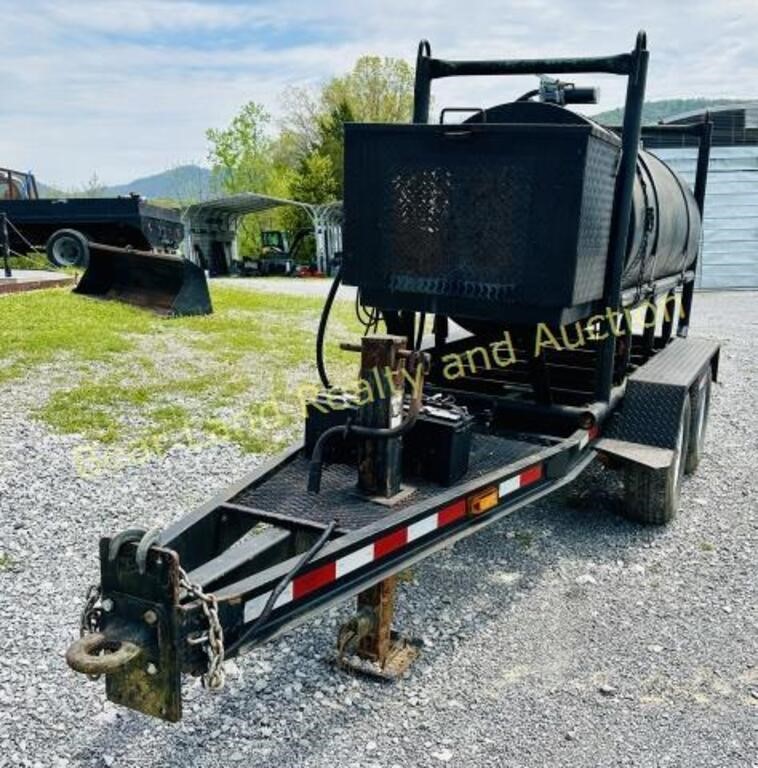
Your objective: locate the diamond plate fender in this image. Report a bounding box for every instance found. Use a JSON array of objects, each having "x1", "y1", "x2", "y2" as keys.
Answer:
[{"x1": 603, "y1": 337, "x2": 719, "y2": 451}]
